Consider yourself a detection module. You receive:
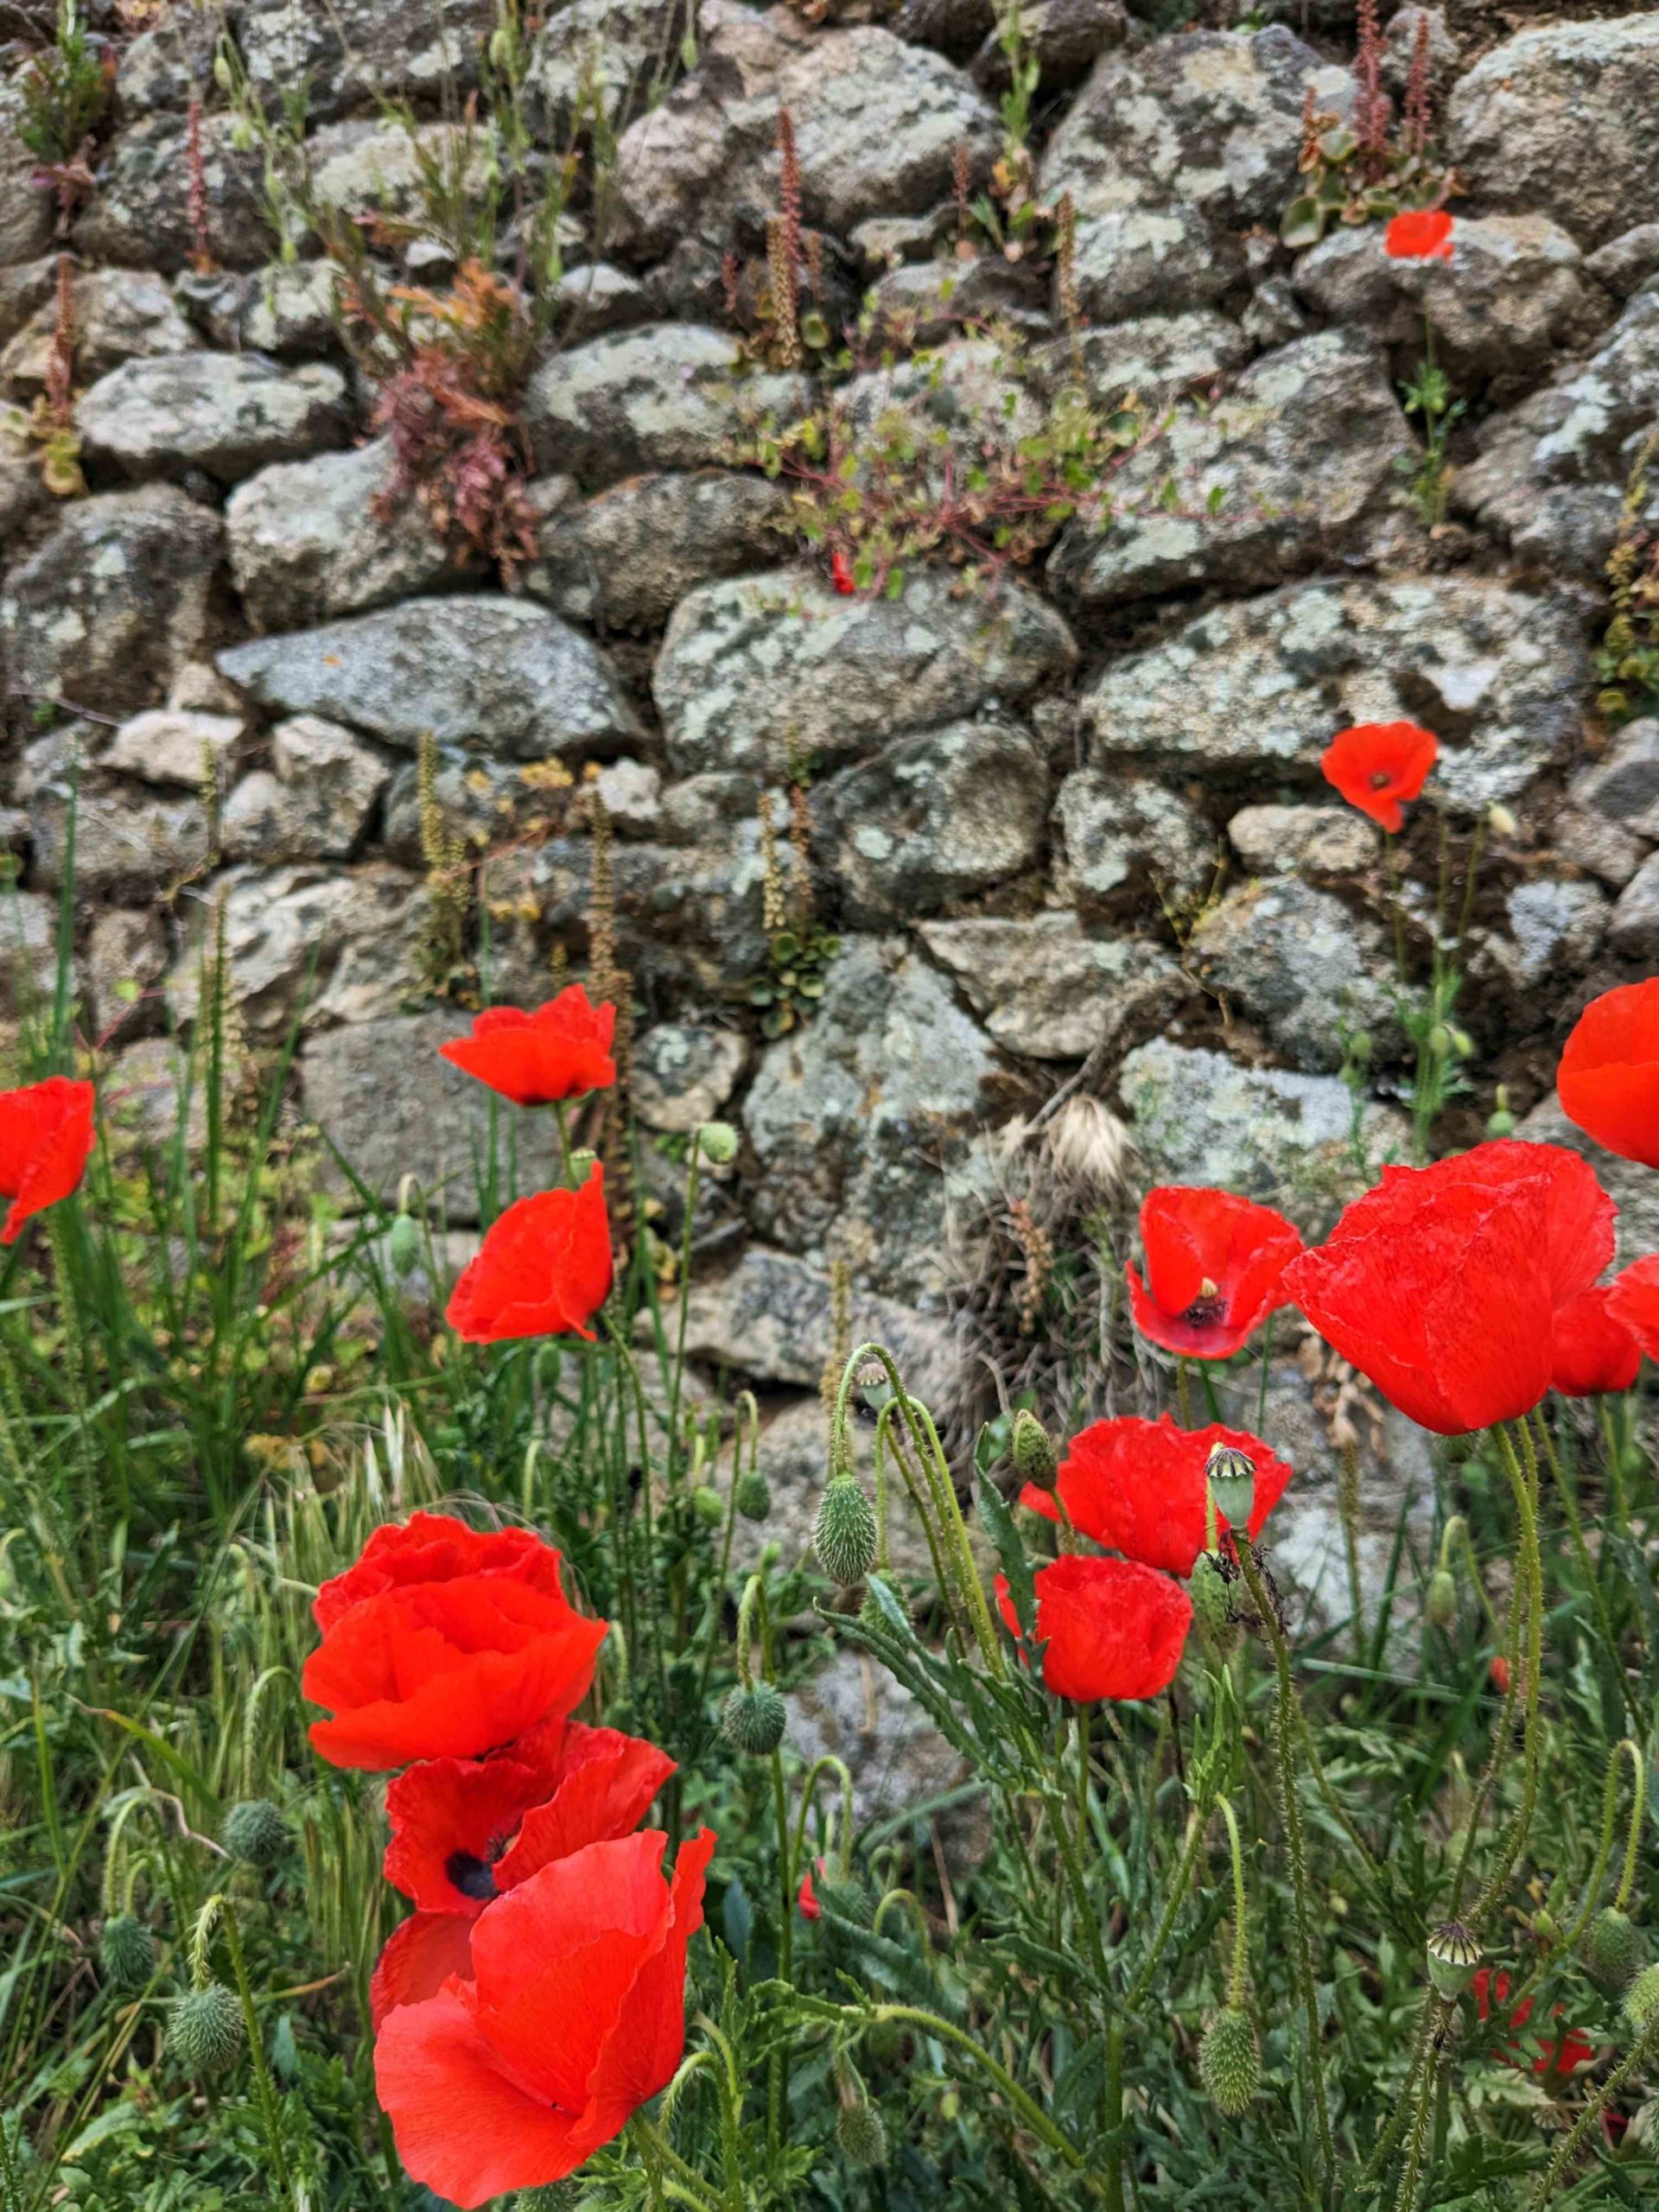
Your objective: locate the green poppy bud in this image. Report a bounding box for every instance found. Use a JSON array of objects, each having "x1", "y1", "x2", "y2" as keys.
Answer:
[
  {"x1": 1427, "y1": 1920, "x2": 1480, "y2": 2000},
  {"x1": 1206, "y1": 1443, "x2": 1255, "y2": 1530},
  {"x1": 1426, "y1": 1568, "x2": 1457, "y2": 1630},
  {"x1": 171, "y1": 1984, "x2": 245, "y2": 2074},
  {"x1": 516, "y1": 2188, "x2": 582, "y2": 2212},
  {"x1": 488, "y1": 23, "x2": 514, "y2": 67},
  {"x1": 213, "y1": 51, "x2": 234, "y2": 93},
  {"x1": 567, "y1": 1147, "x2": 599, "y2": 1182},
  {"x1": 1198, "y1": 2006, "x2": 1260, "y2": 2117},
  {"x1": 735, "y1": 1468, "x2": 771, "y2": 1520},
  {"x1": 229, "y1": 116, "x2": 256, "y2": 152},
  {"x1": 1624, "y1": 1961, "x2": 1659, "y2": 2032},
  {"x1": 836, "y1": 2101, "x2": 888, "y2": 2166},
  {"x1": 1190, "y1": 1550, "x2": 1238, "y2": 1651},
  {"x1": 99, "y1": 1913, "x2": 156, "y2": 1992},
  {"x1": 1011, "y1": 1408, "x2": 1058, "y2": 1492},
  {"x1": 388, "y1": 1211, "x2": 422, "y2": 1275},
  {"x1": 1586, "y1": 1908, "x2": 1643, "y2": 1993},
  {"x1": 691, "y1": 1484, "x2": 725, "y2": 1527},
  {"x1": 1448, "y1": 1027, "x2": 1475, "y2": 1058},
  {"x1": 721, "y1": 1681, "x2": 787, "y2": 1756},
  {"x1": 221, "y1": 1798, "x2": 289, "y2": 1868},
  {"x1": 697, "y1": 1121, "x2": 740, "y2": 1165},
  {"x1": 814, "y1": 1477, "x2": 878, "y2": 1586},
  {"x1": 1428, "y1": 1022, "x2": 1454, "y2": 1057}
]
